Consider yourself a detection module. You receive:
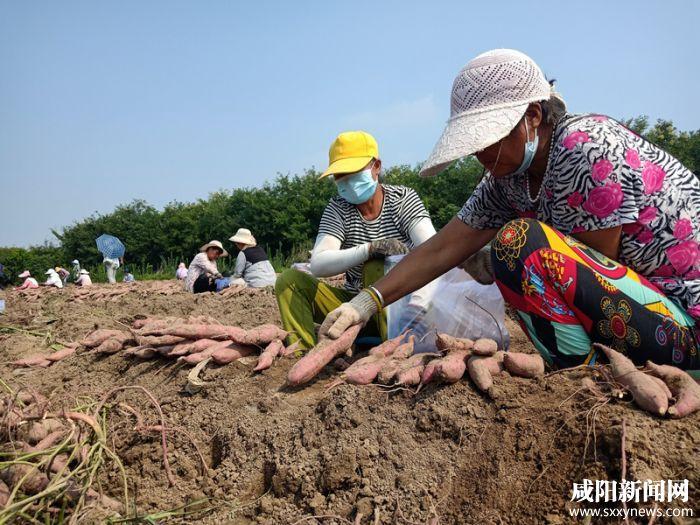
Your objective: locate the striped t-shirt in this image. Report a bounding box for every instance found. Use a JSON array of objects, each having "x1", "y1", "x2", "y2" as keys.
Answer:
[{"x1": 317, "y1": 184, "x2": 430, "y2": 292}]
